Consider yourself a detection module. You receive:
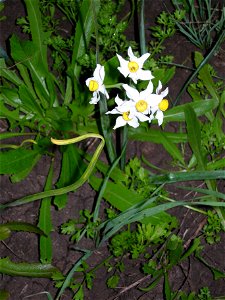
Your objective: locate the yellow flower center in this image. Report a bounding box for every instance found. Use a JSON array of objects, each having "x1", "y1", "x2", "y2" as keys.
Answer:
[
  {"x1": 158, "y1": 99, "x2": 169, "y2": 111},
  {"x1": 89, "y1": 80, "x2": 99, "y2": 92},
  {"x1": 128, "y1": 61, "x2": 139, "y2": 73},
  {"x1": 122, "y1": 111, "x2": 132, "y2": 121},
  {"x1": 135, "y1": 100, "x2": 148, "y2": 112}
]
